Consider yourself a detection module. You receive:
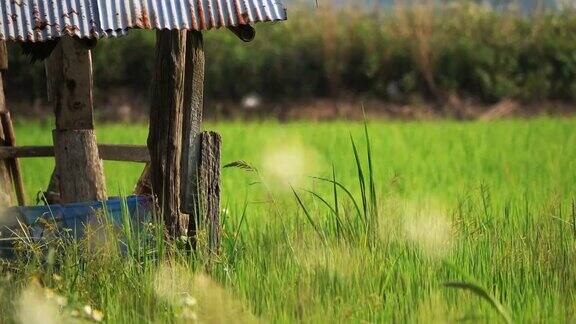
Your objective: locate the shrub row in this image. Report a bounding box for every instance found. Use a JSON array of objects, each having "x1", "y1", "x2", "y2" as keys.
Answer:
[{"x1": 5, "y1": 3, "x2": 576, "y2": 107}]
